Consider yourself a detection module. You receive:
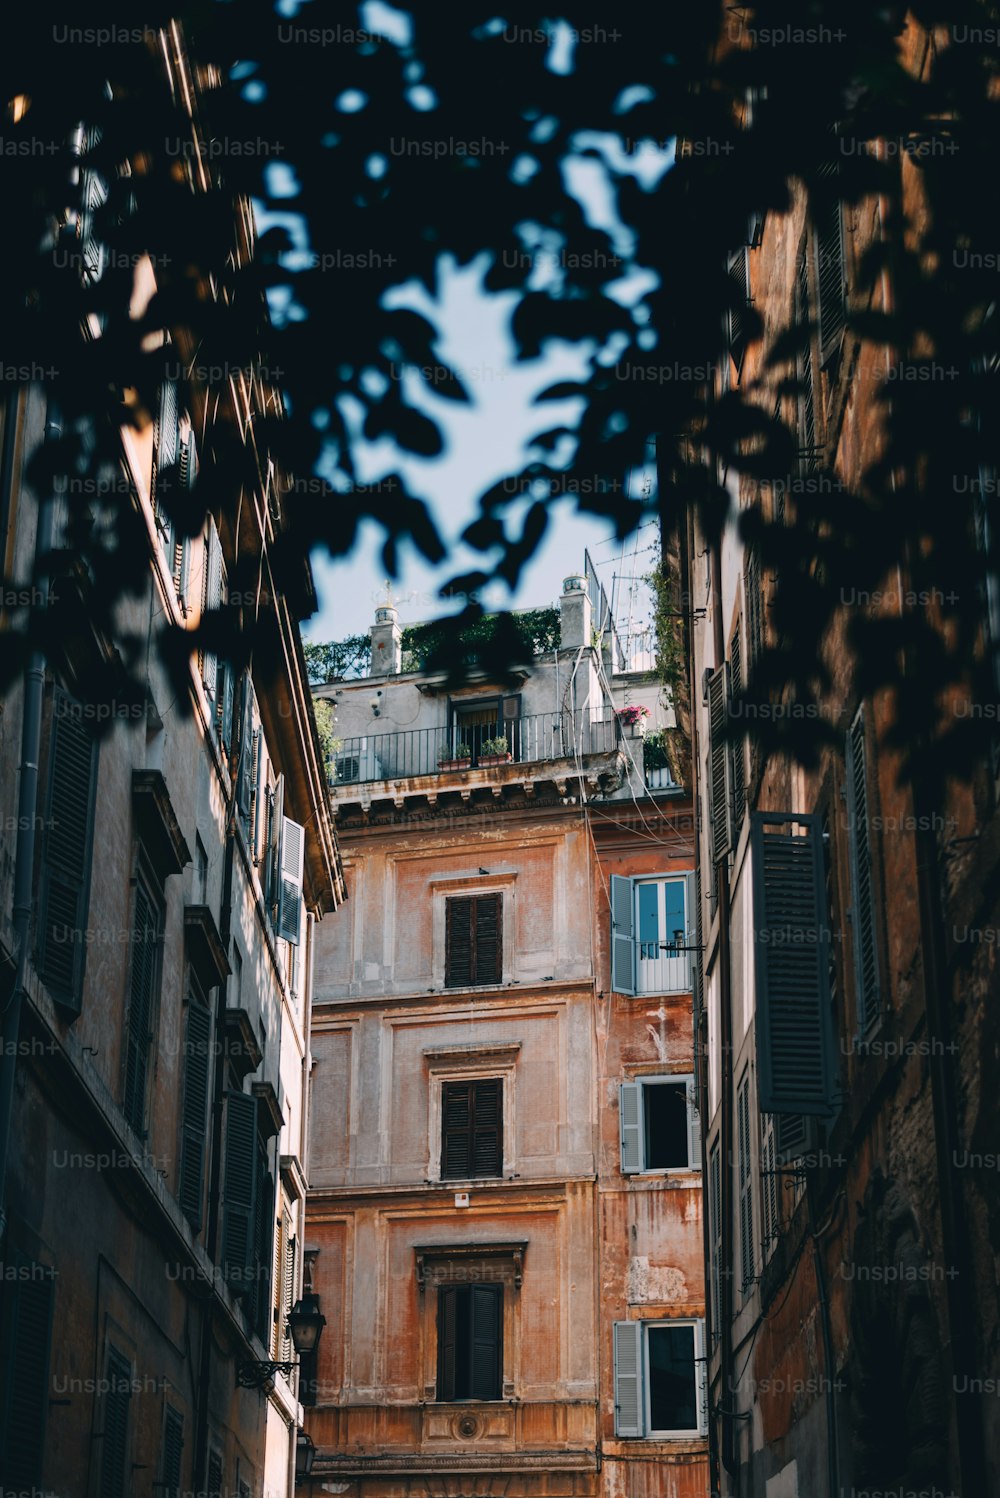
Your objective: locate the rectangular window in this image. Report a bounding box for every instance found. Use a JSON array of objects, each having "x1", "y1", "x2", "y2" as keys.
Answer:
[
  {"x1": 845, "y1": 709, "x2": 880, "y2": 1034},
  {"x1": 445, "y1": 894, "x2": 502, "y2": 988},
  {"x1": 36, "y1": 688, "x2": 99, "y2": 1011},
  {"x1": 437, "y1": 1284, "x2": 502, "y2": 1401},
  {"x1": 613, "y1": 1319, "x2": 707, "y2": 1438},
  {"x1": 0, "y1": 1258, "x2": 54, "y2": 1490},
  {"x1": 441, "y1": 1078, "x2": 503, "y2": 1179},
  {"x1": 122, "y1": 869, "x2": 163, "y2": 1137},
  {"x1": 100, "y1": 1346, "x2": 132, "y2": 1498},
  {"x1": 737, "y1": 1070, "x2": 754, "y2": 1297},
  {"x1": 620, "y1": 1076, "x2": 700, "y2": 1174},
  {"x1": 449, "y1": 695, "x2": 522, "y2": 765},
  {"x1": 610, "y1": 874, "x2": 694, "y2": 996}
]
